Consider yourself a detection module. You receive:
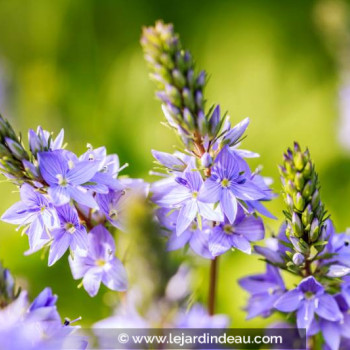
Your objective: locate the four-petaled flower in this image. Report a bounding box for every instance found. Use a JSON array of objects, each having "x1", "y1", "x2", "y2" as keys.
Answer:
[
  {"x1": 69, "y1": 225, "x2": 127, "y2": 297},
  {"x1": 199, "y1": 146, "x2": 265, "y2": 223},
  {"x1": 48, "y1": 204, "x2": 88, "y2": 266},
  {"x1": 274, "y1": 276, "x2": 343, "y2": 332},
  {"x1": 38, "y1": 150, "x2": 100, "y2": 208}
]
